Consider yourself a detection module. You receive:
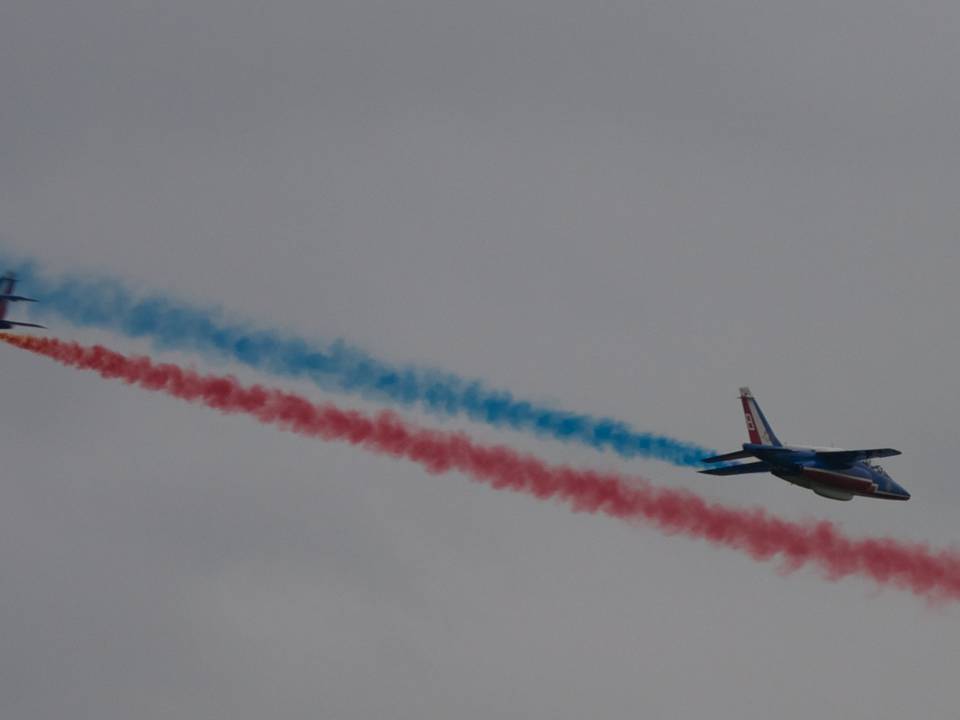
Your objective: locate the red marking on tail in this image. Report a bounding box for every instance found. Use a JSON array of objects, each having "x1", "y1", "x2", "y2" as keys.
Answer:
[
  {"x1": 3, "y1": 332, "x2": 959, "y2": 603},
  {"x1": 741, "y1": 396, "x2": 763, "y2": 444}
]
